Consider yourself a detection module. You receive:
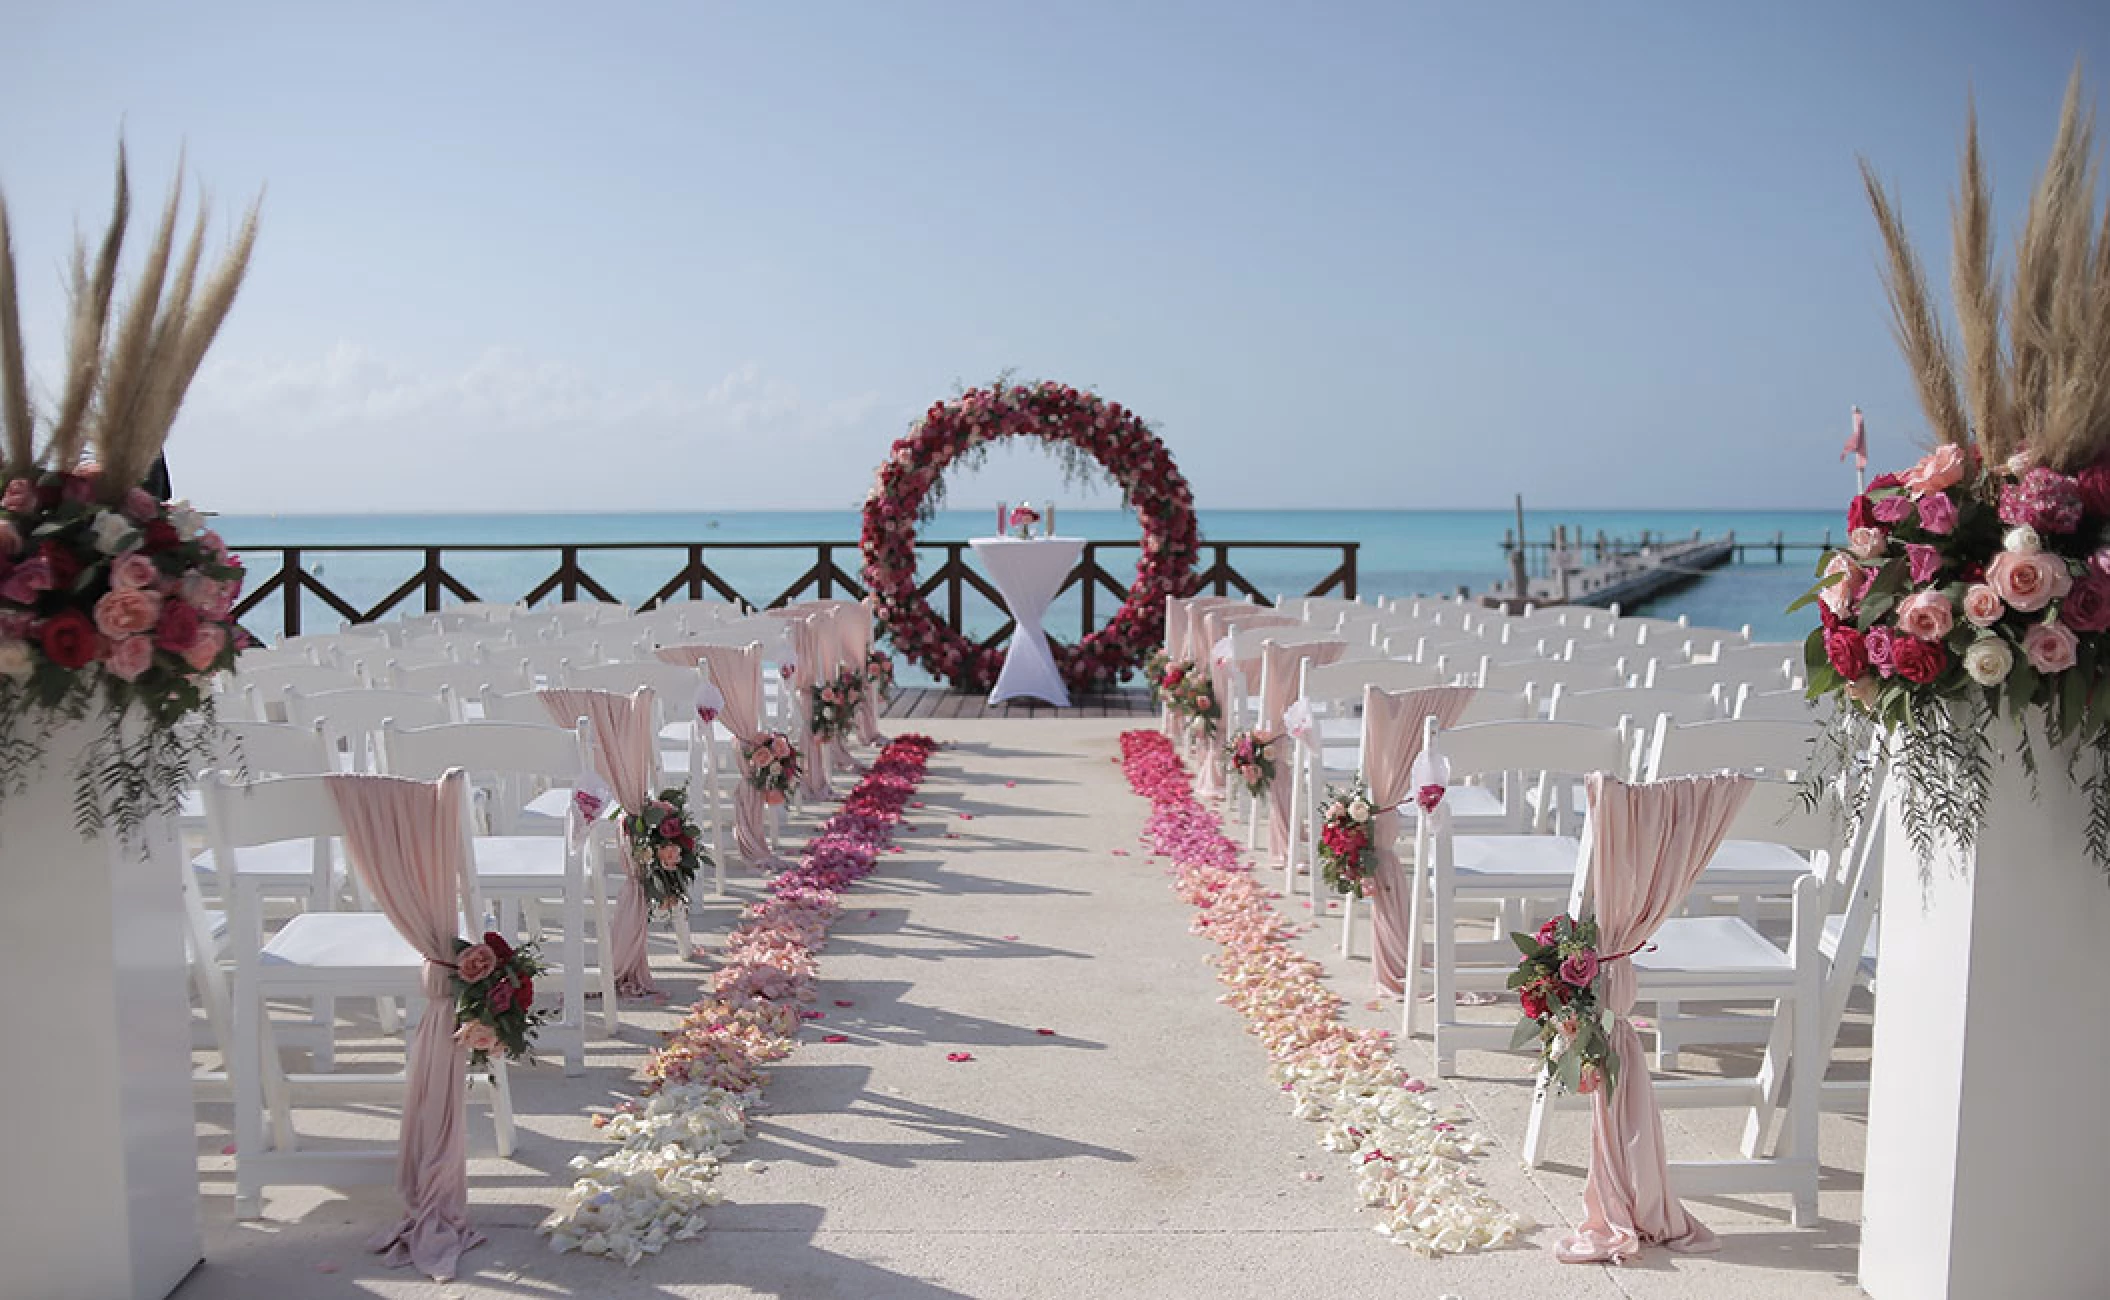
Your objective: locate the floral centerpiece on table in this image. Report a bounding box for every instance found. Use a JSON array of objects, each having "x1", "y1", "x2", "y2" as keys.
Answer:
[
  {"x1": 0, "y1": 150, "x2": 259, "y2": 840},
  {"x1": 1800, "y1": 75, "x2": 2110, "y2": 868},
  {"x1": 1317, "y1": 778, "x2": 1375, "y2": 897},
  {"x1": 449, "y1": 930, "x2": 550, "y2": 1071},
  {"x1": 1006, "y1": 503, "x2": 1041, "y2": 539},
  {"x1": 622, "y1": 786, "x2": 710, "y2": 917},
  {"x1": 807, "y1": 670, "x2": 858, "y2": 744},
  {"x1": 1223, "y1": 728, "x2": 1278, "y2": 796},
  {"x1": 1507, "y1": 914, "x2": 1618, "y2": 1096},
  {"x1": 741, "y1": 731, "x2": 800, "y2": 805}
]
